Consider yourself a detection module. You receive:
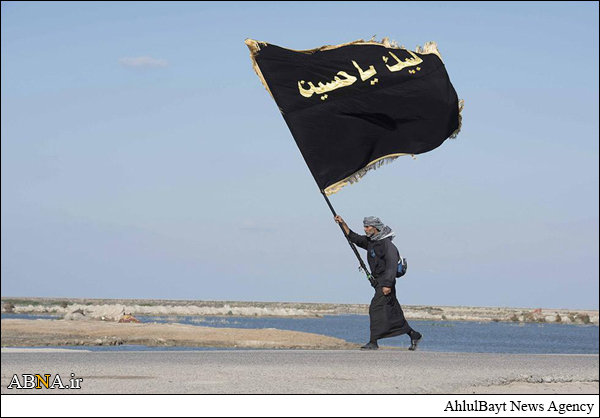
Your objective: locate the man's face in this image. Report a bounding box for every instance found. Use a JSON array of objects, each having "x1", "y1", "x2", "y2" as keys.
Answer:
[{"x1": 364, "y1": 225, "x2": 378, "y2": 237}]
